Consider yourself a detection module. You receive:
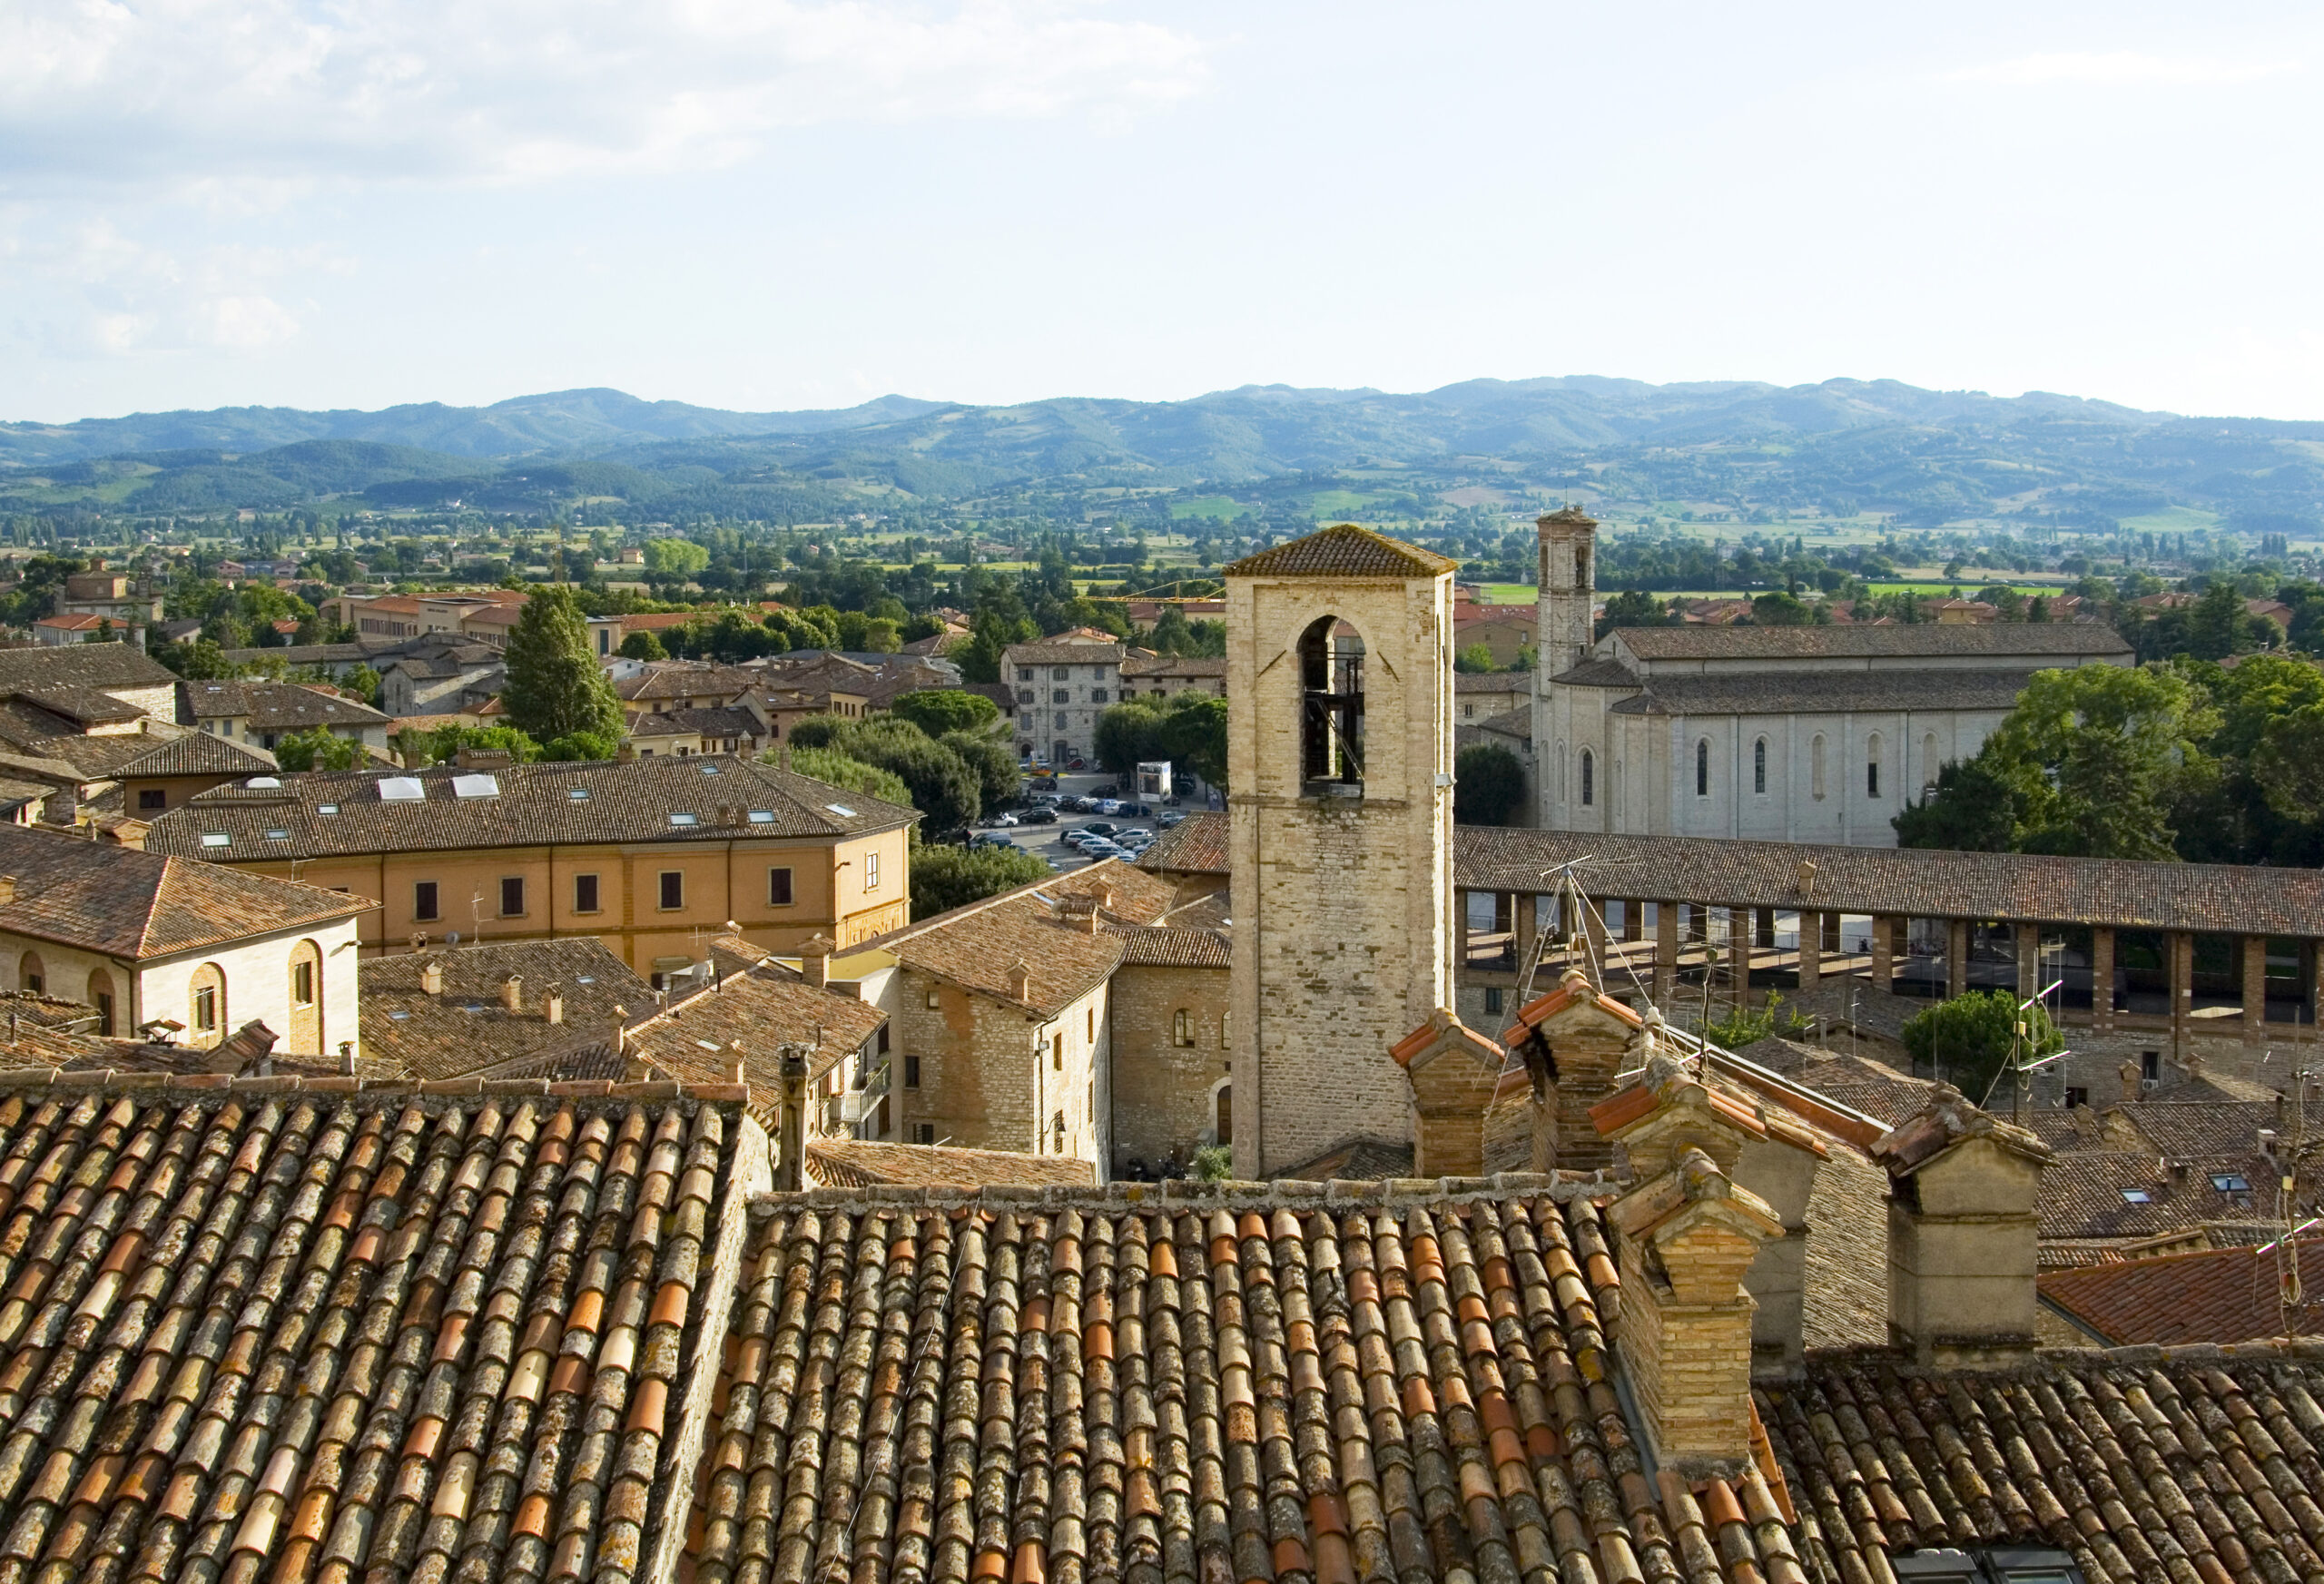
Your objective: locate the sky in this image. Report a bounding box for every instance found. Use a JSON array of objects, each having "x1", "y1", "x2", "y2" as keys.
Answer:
[{"x1": 4, "y1": 0, "x2": 2320, "y2": 425}]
